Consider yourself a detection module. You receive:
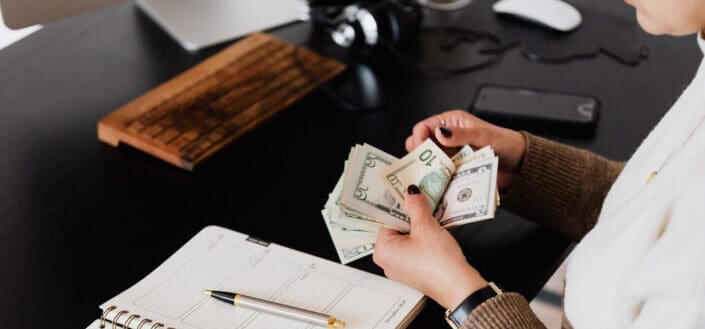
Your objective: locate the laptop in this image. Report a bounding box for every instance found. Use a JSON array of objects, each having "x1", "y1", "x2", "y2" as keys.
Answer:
[
  {"x1": 136, "y1": 0, "x2": 305, "y2": 51},
  {"x1": 0, "y1": 0, "x2": 305, "y2": 51}
]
